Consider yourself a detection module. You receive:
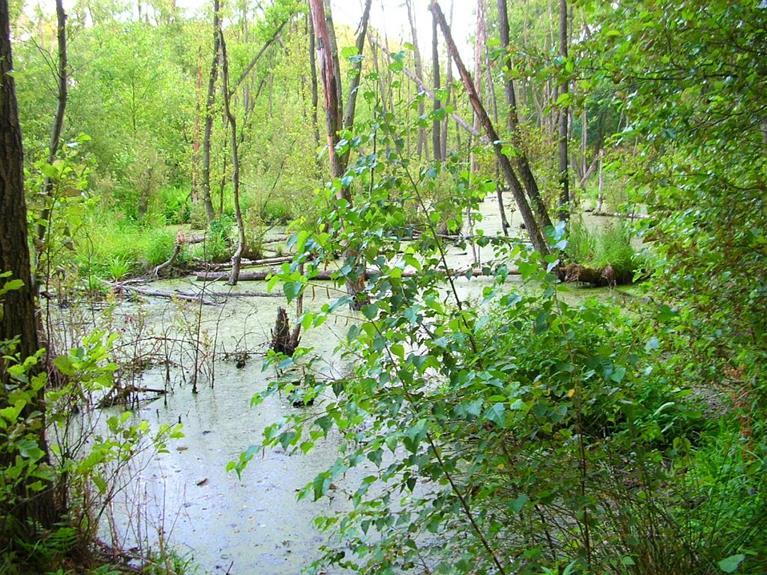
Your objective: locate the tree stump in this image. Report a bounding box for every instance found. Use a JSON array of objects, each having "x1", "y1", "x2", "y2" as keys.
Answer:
[{"x1": 271, "y1": 307, "x2": 301, "y2": 356}]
